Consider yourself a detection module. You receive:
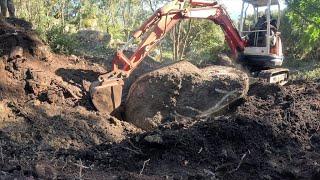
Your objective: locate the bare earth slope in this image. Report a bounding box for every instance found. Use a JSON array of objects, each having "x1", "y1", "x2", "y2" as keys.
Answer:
[{"x1": 0, "y1": 18, "x2": 141, "y2": 176}]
